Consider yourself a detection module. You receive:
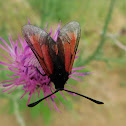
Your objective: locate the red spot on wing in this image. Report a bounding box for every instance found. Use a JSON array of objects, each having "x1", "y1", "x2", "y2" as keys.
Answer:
[
  {"x1": 66, "y1": 32, "x2": 76, "y2": 74},
  {"x1": 70, "y1": 33, "x2": 76, "y2": 54},
  {"x1": 38, "y1": 58, "x2": 50, "y2": 76},
  {"x1": 42, "y1": 45, "x2": 53, "y2": 74},
  {"x1": 54, "y1": 45, "x2": 58, "y2": 55},
  {"x1": 64, "y1": 42, "x2": 71, "y2": 72},
  {"x1": 67, "y1": 32, "x2": 76, "y2": 55},
  {"x1": 29, "y1": 35, "x2": 43, "y2": 58},
  {"x1": 69, "y1": 52, "x2": 75, "y2": 73},
  {"x1": 29, "y1": 35, "x2": 50, "y2": 75}
]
